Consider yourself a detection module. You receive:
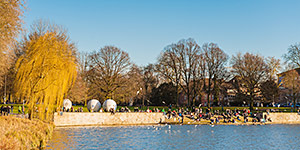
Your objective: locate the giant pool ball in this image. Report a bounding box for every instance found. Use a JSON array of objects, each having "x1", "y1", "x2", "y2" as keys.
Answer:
[
  {"x1": 103, "y1": 99, "x2": 117, "y2": 112},
  {"x1": 87, "y1": 99, "x2": 101, "y2": 112},
  {"x1": 63, "y1": 99, "x2": 72, "y2": 110}
]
